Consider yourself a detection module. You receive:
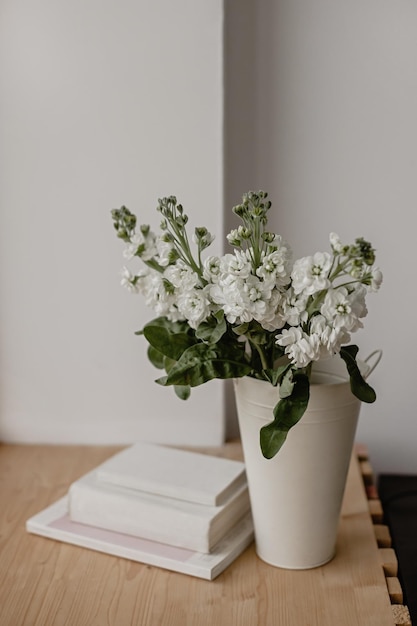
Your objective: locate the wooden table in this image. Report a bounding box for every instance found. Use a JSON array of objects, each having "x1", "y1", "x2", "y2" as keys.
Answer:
[{"x1": 0, "y1": 442, "x2": 410, "y2": 626}]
